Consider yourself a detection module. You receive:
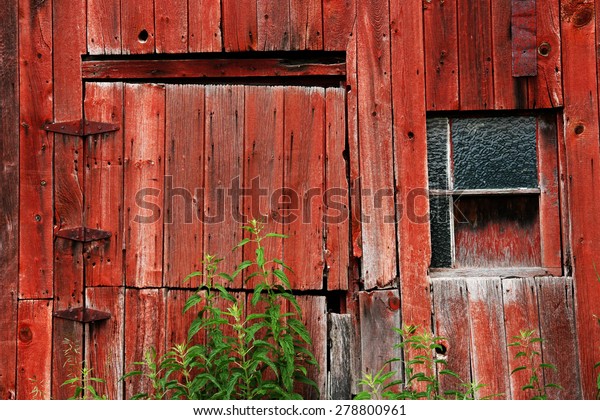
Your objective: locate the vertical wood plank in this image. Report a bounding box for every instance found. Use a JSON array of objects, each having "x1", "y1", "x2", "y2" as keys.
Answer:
[
  {"x1": 457, "y1": 0, "x2": 494, "y2": 109},
  {"x1": 17, "y1": 300, "x2": 53, "y2": 399},
  {"x1": 537, "y1": 114, "x2": 562, "y2": 270},
  {"x1": 86, "y1": 287, "x2": 125, "y2": 400},
  {"x1": 511, "y1": 0, "x2": 537, "y2": 77},
  {"x1": 562, "y1": 0, "x2": 600, "y2": 398},
  {"x1": 327, "y1": 314, "x2": 354, "y2": 399},
  {"x1": 204, "y1": 85, "x2": 244, "y2": 288},
  {"x1": 289, "y1": 0, "x2": 323, "y2": 50},
  {"x1": 85, "y1": 82, "x2": 125, "y2": 287},
  {"x1": 502, "y1": 277, "x2": 541, "y2": 400},
  {"x1": 536, "y1": 277, "x2": 582, "y2": 399},
  {"x1": 167, "y1": 290, "x2": 206, "y2": 348},
  {"x1": 243, "y1": 86, "x2": 284, "y2": 289},
  {"x1": 188, "y1": 0, "x2": 222, "y2": 52},
  {"x1": 0, "y1": 0, "x2": 19, "y2": 399},
  {"x1": 432, "y1": 278, "x2": 472, "y2": 394},
  {"x1": 467, "y1": 278, "x2": 510, "y2": 399},
  {"x1": 424, "y1": 0, "x2": 459, "y2": 111},
  {"x1": 390, "y1": 0, "x2": 432, "y2": 329},
  {"x1": 283, "y1": 87, "x2": 325, "y2": 291},
  {"x1": 325, "y1": 88, "x2": 349, "y2": 291},
  {"x1": 528, "y1": 0, "x2": 562, "y2": 108},
  {"x1": 124, "y1": 84, "x2": 166, "y2": 288},
  {"x1": 164, "y1": 85, "x2": 204, "y2": 288},
  {"x1": 51, "y1": 0, "x2": 87, "y2": 398},
  {"x1": 257, "y1": 0, "x2": 291, "y2": 50},
  {"x1": 359, "y1": 291, "x2": 401, "y2": 377},
  {"x1": 222, "y1": 0, "x2": 258, "y2": 51},
  {"x1": 121, "y1": 1, "x2": 155, "y2": 54},
  {"x1": 155, "y1": 0, "x2": 188, "y2": 53},
  {"x1": 51, "y1": 241, "x2": 84, "y2": 400},
  {"x1": 87, "y1": 0, "x2": 122, "y2": 54},
  {"x1": 294, "y1": 296, "x2": 327, "y2": 399},
  {"x1": 356, "y1": 0, "x2": 396, "y2": 289},
  {"x1": 491, "y1": 0, "x2": 528, "y2": 109},
  {"x1": 124, "y1": 288, "x2": 166, "y2": 399},
  {"x1": 323, "y1": 0, "x2": 355, "y2": 51},
  {"x1": 18, "y1": 0, "x2": 53, "y2": 299}
]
